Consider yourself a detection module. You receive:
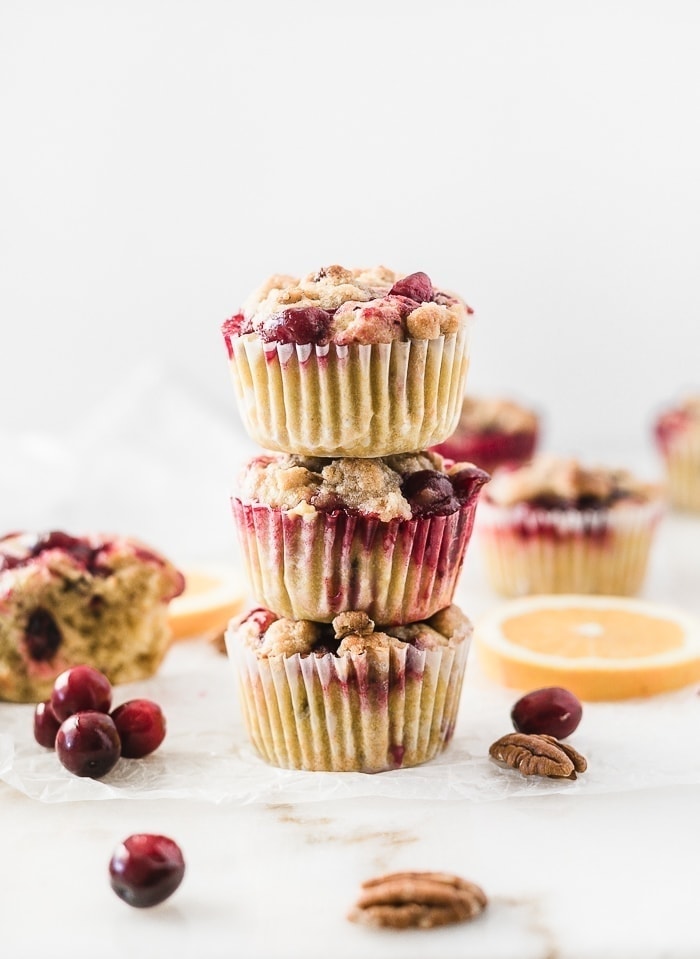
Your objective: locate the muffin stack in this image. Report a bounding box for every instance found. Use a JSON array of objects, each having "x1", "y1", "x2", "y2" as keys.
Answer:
[{"x1": 221, "y1": 266, "x2": 488, "y2": 773}]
